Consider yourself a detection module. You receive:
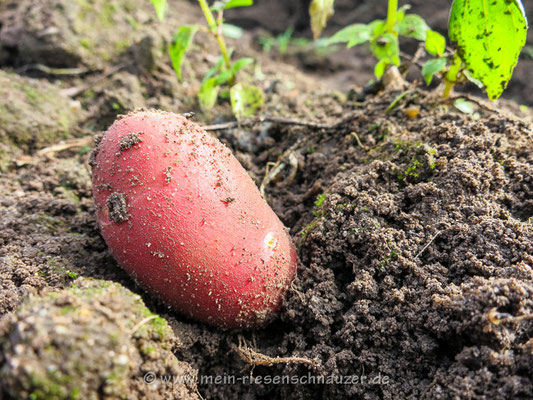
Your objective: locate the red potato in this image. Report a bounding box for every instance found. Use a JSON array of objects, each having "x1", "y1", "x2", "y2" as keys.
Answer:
[{"x1": 91, "y1": 110, "x2": 298, "y2": 329}]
